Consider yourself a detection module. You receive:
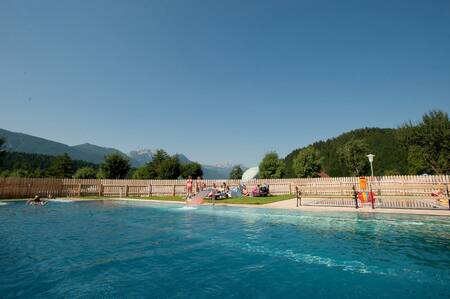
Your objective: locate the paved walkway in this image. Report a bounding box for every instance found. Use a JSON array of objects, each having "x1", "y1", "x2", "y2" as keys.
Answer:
[
  {"x1": 87, "y1": 197, "x2": 450, "y2": 216},
  {"x1": 263, "y1": 198, "x2": 450, "y2": 216}
]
